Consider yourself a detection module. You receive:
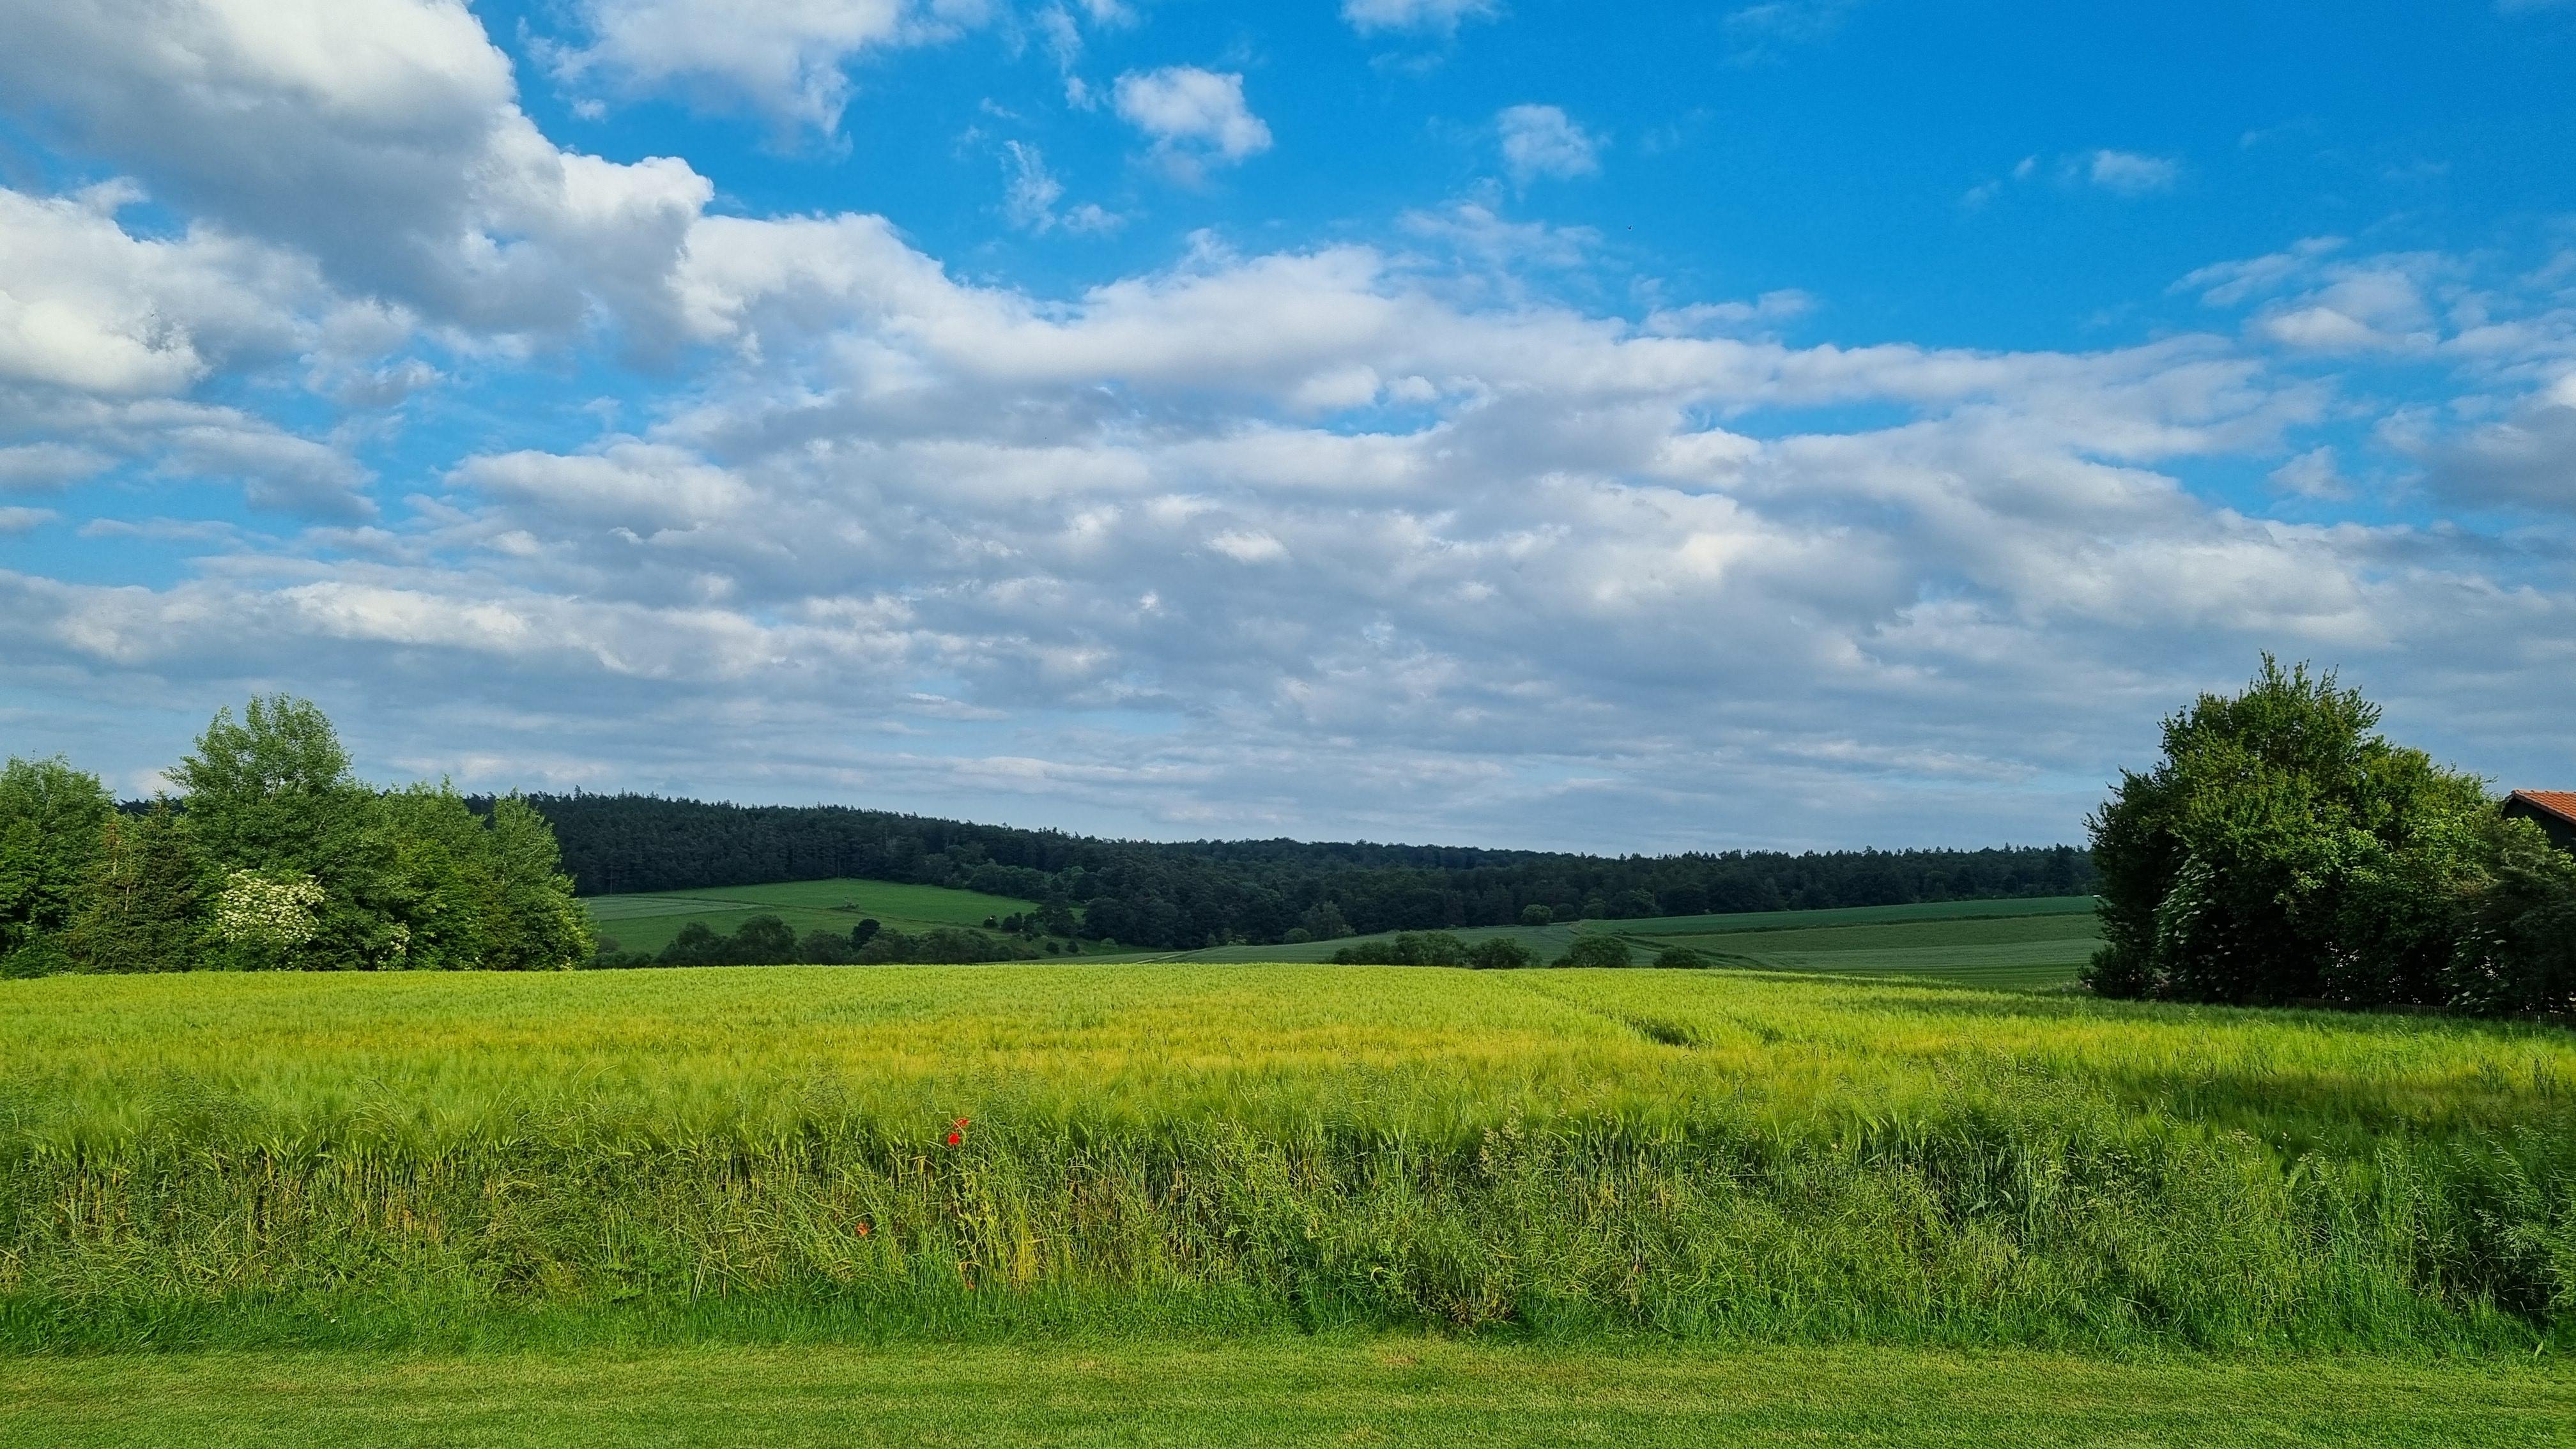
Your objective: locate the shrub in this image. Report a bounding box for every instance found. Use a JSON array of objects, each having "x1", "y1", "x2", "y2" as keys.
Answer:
[
  {"x1": 1331, "y1": 931, "x2": 1471, "y2": 966},
  {"x1": 1557, "y1": 937, "x2": 1632, "y2": 969},
  {"x1": 1467, "y1": 937, "x2": 1538, "y2": 970},
  {"x1": 1652, "y1": 946, "x2": 1712, "y2": 969}
]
